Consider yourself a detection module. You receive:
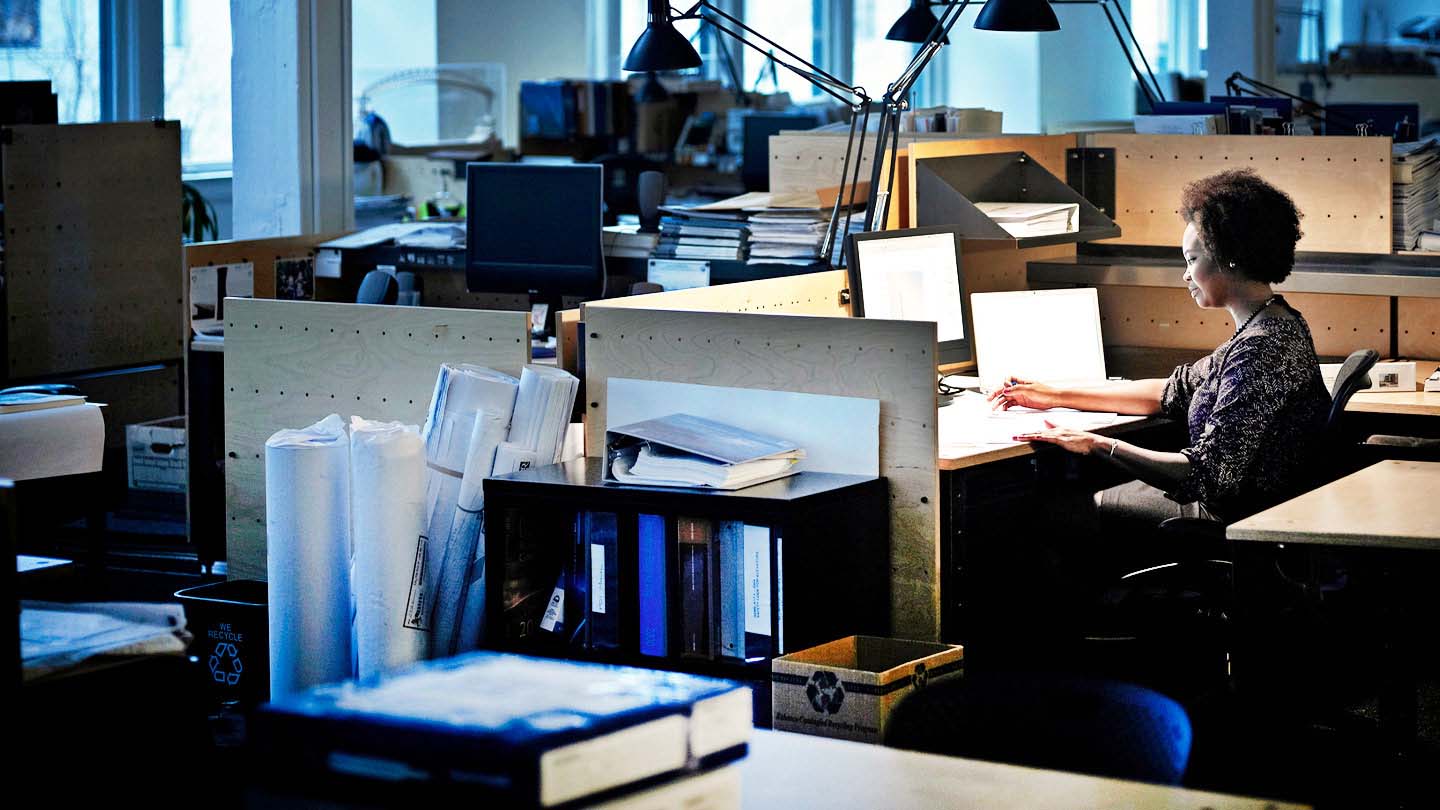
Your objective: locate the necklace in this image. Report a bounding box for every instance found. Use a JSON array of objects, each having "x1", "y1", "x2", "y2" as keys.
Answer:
[{"x1": 1234, "y1": 294, "x2": 1278, "y2": 336}]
